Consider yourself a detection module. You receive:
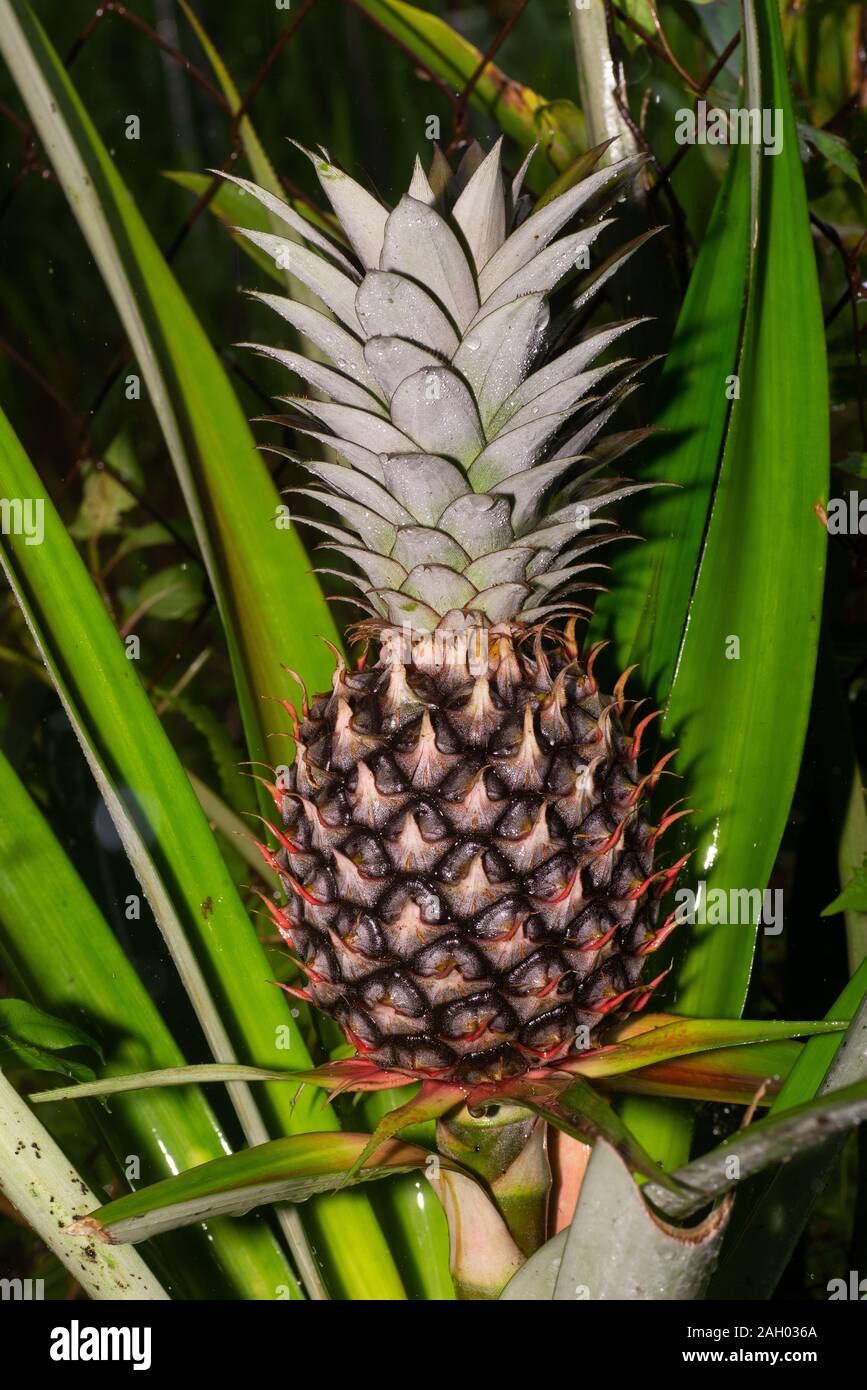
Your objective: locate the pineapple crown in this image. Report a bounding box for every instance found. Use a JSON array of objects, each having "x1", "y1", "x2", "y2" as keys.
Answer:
[{"x1": 225, "y1": 139, "x2": 656, "y2": 635}]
